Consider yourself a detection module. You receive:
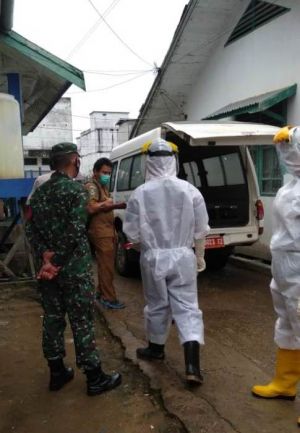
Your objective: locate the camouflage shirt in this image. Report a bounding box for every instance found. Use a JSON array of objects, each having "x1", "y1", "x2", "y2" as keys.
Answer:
[{"x1": 26, "y1": 171, "x2": 92, "y2": 277}]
